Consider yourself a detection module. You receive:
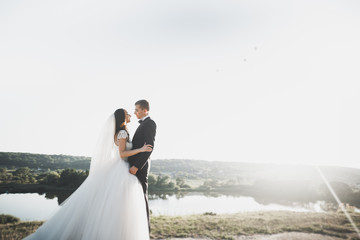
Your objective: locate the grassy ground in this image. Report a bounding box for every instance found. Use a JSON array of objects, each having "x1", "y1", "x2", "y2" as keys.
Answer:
[
  {"x1": 150, "y1": 211, "x2": 360, "y2": 240},
  {"x1": 1, "y1": 211, "x2": 360, "y2": 240}
]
